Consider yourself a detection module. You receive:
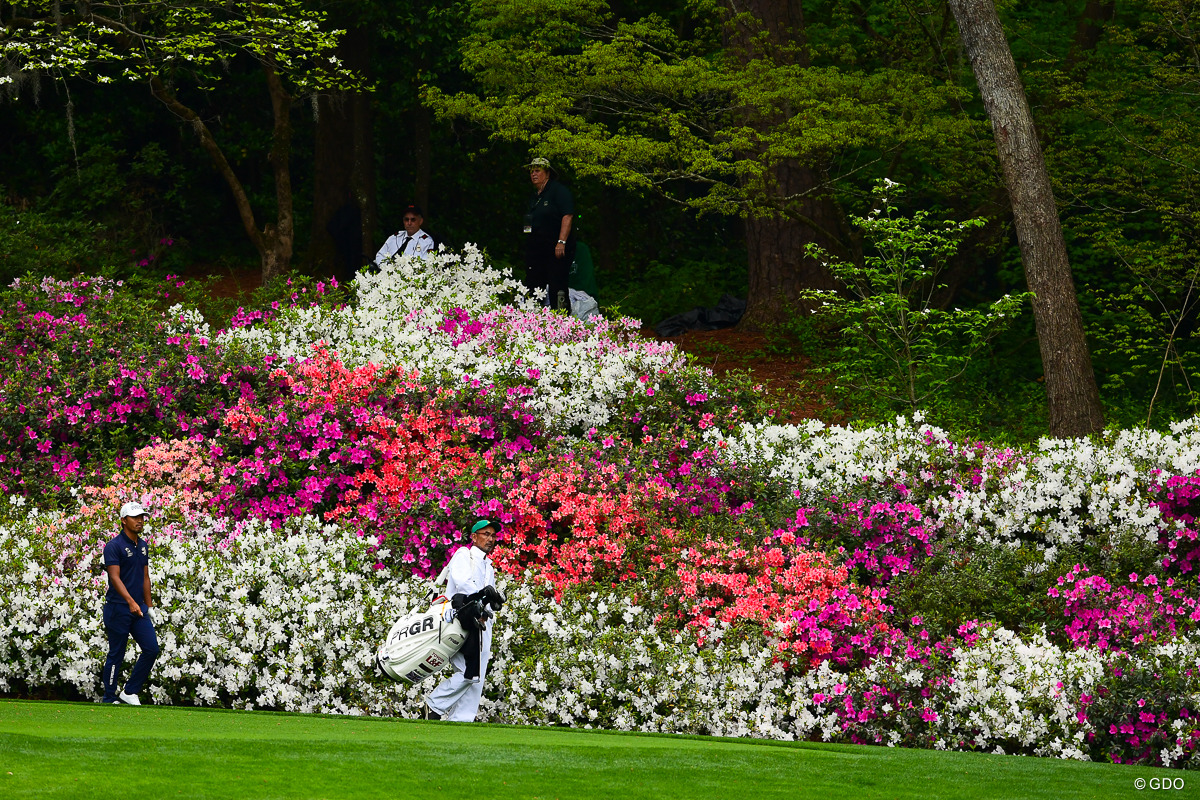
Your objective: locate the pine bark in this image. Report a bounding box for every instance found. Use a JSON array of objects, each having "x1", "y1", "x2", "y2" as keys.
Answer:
[
  {"x1": 262, "y1": 65, "x2": 294, "y2": 285},
  {"x1": 1067, "y1": 0, "x2": 1116, "y2": 71},
  {"x1": 948, "y1": 0, "x2": 1105, "y2": 437},
  {"x1": 412, "y1": 103, "x2": 433, "y2": 215},
  {"x1": 726, "y1": 0, "x2": 845, "y2": 330},
  {"x1": 310, "y1": 25, "x2": 375, "y2": 280}
]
